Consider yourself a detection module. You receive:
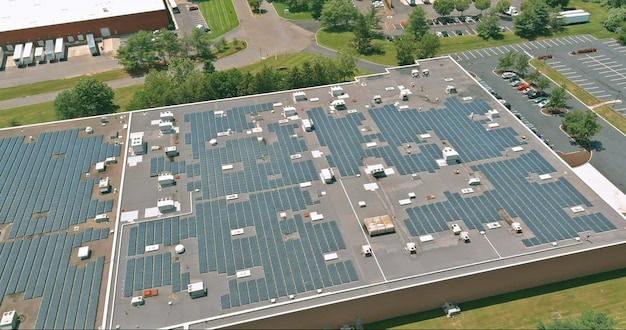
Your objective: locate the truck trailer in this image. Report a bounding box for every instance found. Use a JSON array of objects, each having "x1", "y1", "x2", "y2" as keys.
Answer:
[
  {"x1": 21, "y1": 42, "x2": 35, "y2": 66},
  {"x1": 34, "y1": 46, "x2": 45, "y2": 63},
  {"x1": 558, "y1": 10, "x2": 590, "y2": 25},
  {"x1": 54, "y1": 37, "x2": 65, "y2": 61},
  {"x1": 44, "y1": 39, "x2": 55, "y2": 61},
  {"x1": 12, "y1": 44, "x2": 24, "y2": 67},
  {"x1": 86, "y1": 33, "x2": 99, "y2": 56}
]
